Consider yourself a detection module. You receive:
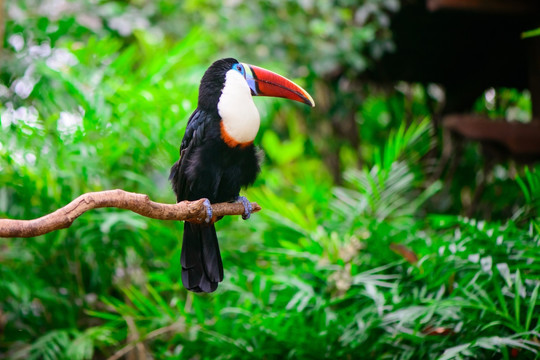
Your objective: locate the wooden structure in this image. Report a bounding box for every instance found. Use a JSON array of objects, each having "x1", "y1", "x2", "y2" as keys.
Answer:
[
  {"x1": 373, "y1": 0, "x2": 540, "y2": 159},
  {"x1": 427, "y1": 0, "x2": 540, "y2": 14},
  {"x1": 432, "y1": 0, "x2": 540, "y2": 160},
  {"x1": 364, "y1": 0, "x2": 540, "y2": 215}
]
